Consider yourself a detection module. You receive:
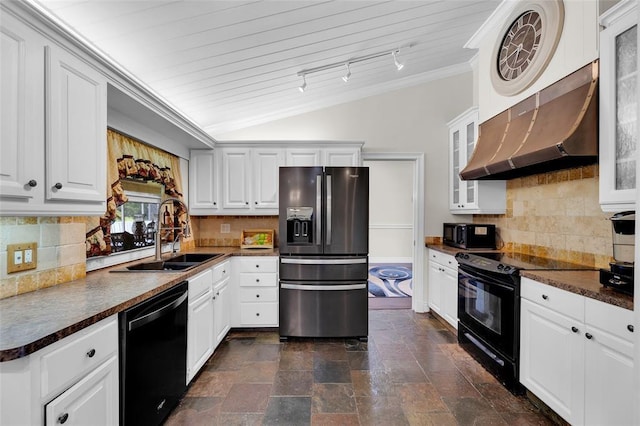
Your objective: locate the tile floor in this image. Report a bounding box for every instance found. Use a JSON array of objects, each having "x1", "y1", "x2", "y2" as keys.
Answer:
[{"x1": 166, "y1": 310, "x2": 555, "y2": 425}]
